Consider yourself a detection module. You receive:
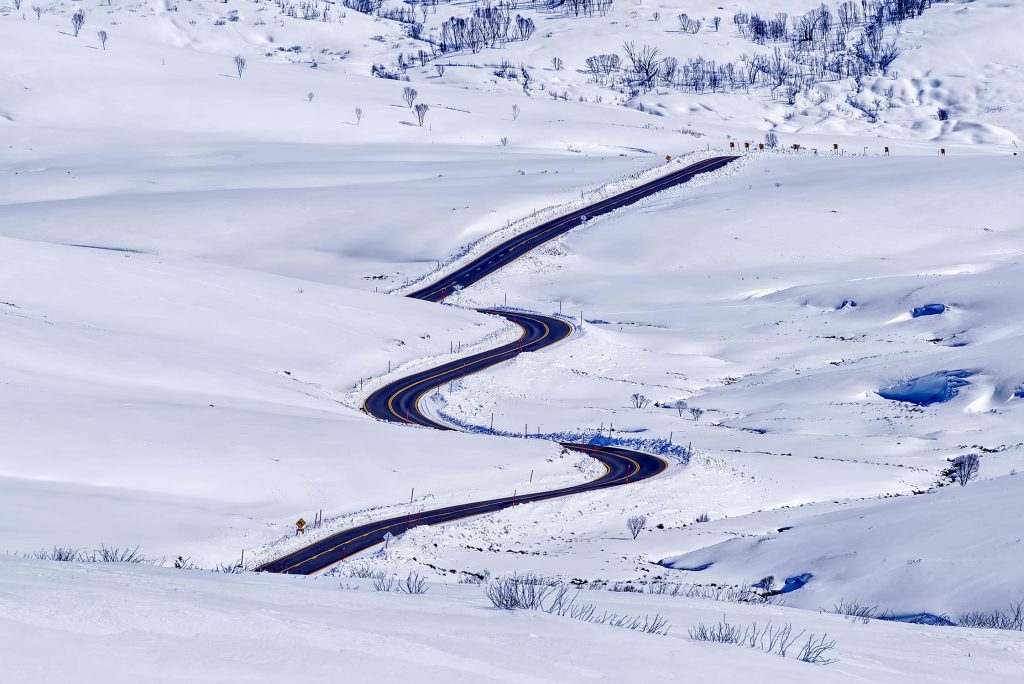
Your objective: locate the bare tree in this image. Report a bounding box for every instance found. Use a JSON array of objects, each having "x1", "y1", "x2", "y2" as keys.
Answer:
[
  {"x1": 677, "y1": 12, "x2": 701, "y2": 34},
  {"x1": 414, "y1": 102, "x2": 429, "y2": 126},
  {"x1": 672, "y1": 399, "x2": 688, "y2": 417},
  {"x1": 511, "y1": 103, "x2": 520, "y2": 120},
  {"x1": 402, "y1": 86, "x2": 418, "y2": 108},
  {"x1": 33, "y1": 5, "x2": 42, "y2": 19},
  {"x1": 551, "y1": 56, "x2": 564, "y2": 71},
  {"x1": 71, "y1": 9, "x2": 86, "y2": 37},
  {"x1": 631, "y1": 392, "x2": 651, "y2": 409},
  {"x1": 627, "y1": 515, "x2": 647, "y2": 540},
  {"x1": 97, "y1": 30, "x2": 108, "y2": 50},
  {"x1": 234, "y1": 55, "x2": 247, "y2": 79},
  {"x1": 950, "y1": 454, "x2": 980, "y2": 486},
  {"x1": 622, "y1": 41, "x2": 662, "y2": 90},
  {"x1": 306, "y1": 92, "x2": 315, "y2": 102},
  {"x1": 500, "y1": 136, "x2": 508, "y2": 146},
  {"x1": 434, "y1": 64, "x2": 445, "y2": 77},
  {"x1": 712, "y1": 16, "x2": 722, "y2": 31},
  {"x1": 764, "y1": 131, "x2": 779, "y2": 148},
  {"x1": 12, "y1": 0, "x2": 21, "y2": 9},
  {"x1": 689, "y1": 407, "x2": 704, "y2": 422}
]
